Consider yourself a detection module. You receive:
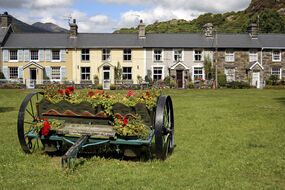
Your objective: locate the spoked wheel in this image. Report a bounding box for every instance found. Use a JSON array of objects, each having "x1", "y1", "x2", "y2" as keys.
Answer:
[
  {"x1": 17, "y1": 92, "x2": 44, "y2": 153},
  {"x1": 154, "y1": 95, "x2": 174, "y2": 160}
]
